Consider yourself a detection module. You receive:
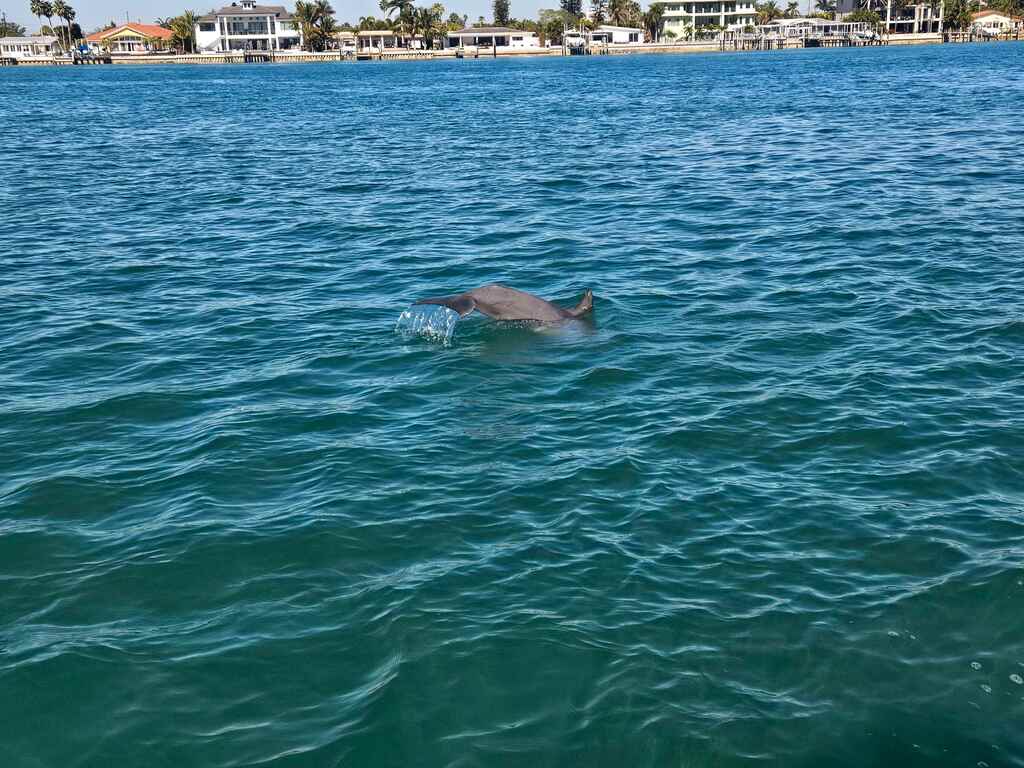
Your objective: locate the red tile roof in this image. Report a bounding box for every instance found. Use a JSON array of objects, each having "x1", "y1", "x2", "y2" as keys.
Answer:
[{"x1": 86, "y1": 23, "x2": 174, "y2": 42}]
